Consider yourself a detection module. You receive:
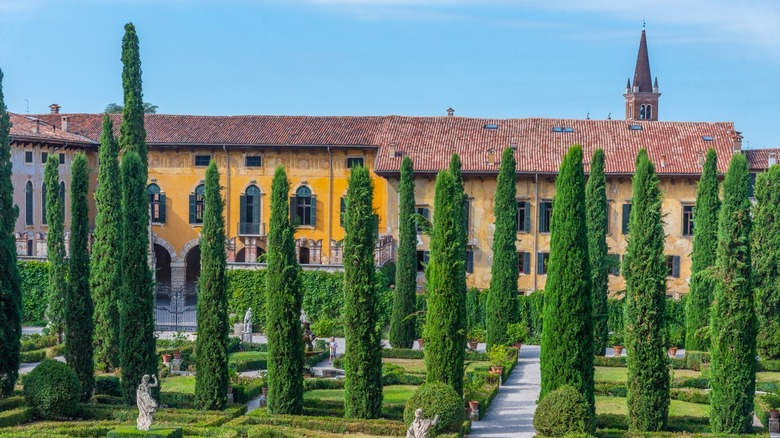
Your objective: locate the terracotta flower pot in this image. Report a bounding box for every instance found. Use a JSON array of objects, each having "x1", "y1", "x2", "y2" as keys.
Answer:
[
  {"x1": 162, "y1": 353, "x2": 172, "y2": 364},
  {"x1": 173, "y1": 350, "x2": 182, "y2": 360},
  {"x1": 468, "y1": 340, "x2": 479, "y2": 350},
  {"x1": 514, "y1": 342, "x2": 523, "y2": 350},
  {"x1": 613, "y1": 346, "x2": 624, "y2": 356},
  {"x1": 490, "y1": 366, "x2": 504, "y2": 374},
  {"x1": 468, "y1": 400, "x2": 479, "y2": 411},
  {"x1": 770, "y1": 409, "x2": 779, "y2": 420},
  {"x1": 417, "y1": 338, "x2": 425, "y2": 349},
  {"x1": 668, "y1": 347, "x2": 679, "y2": 358}
]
